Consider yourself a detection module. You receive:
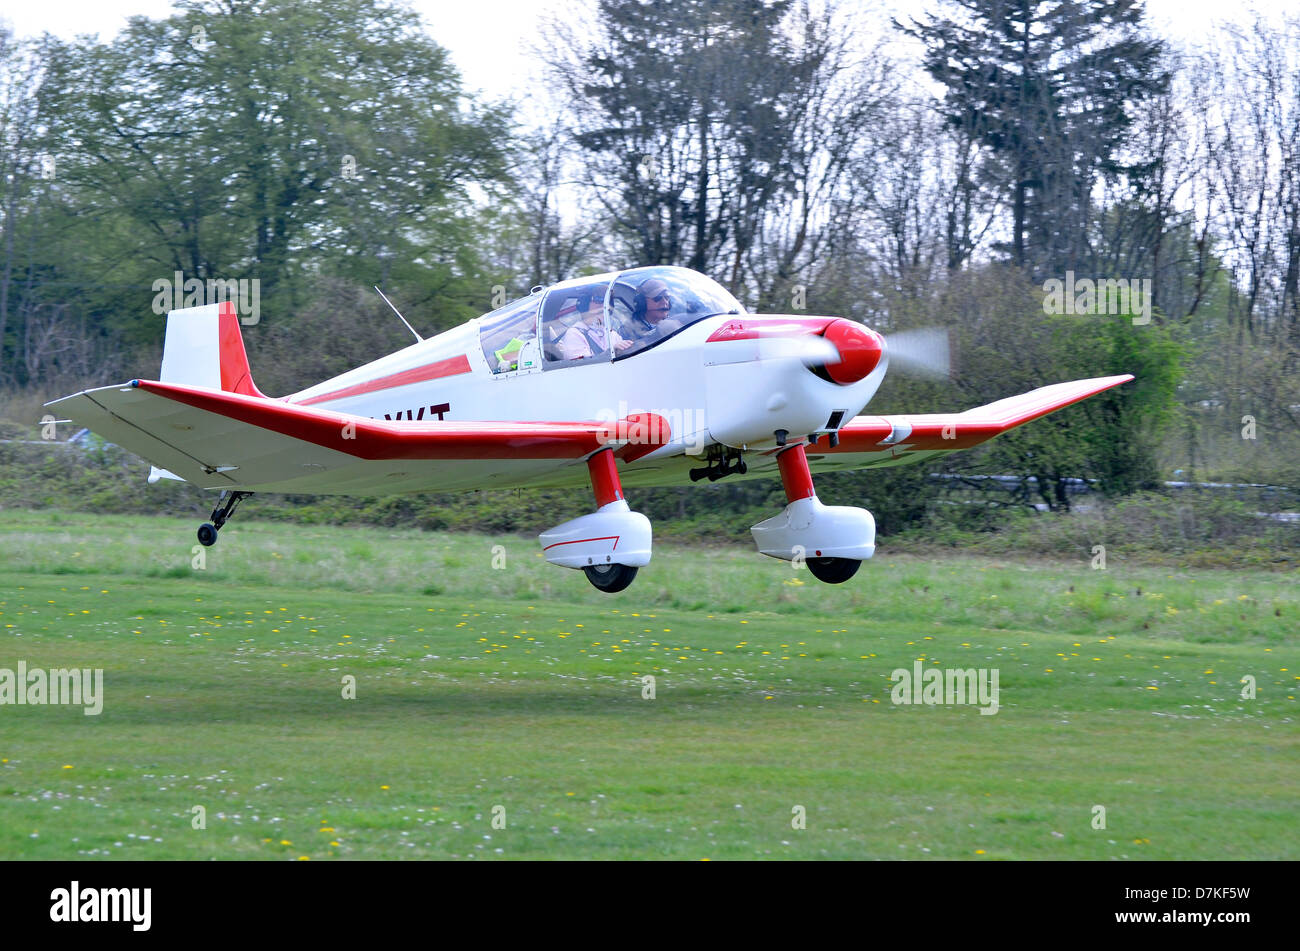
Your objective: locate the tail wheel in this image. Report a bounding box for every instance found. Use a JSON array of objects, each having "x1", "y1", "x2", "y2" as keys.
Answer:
[
  {"x1": 806, "y1": 557, "x2": 860, "y2": 584},
  {"x1": 583, "y1": 563, "x2": 638, "y2": 593}
]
